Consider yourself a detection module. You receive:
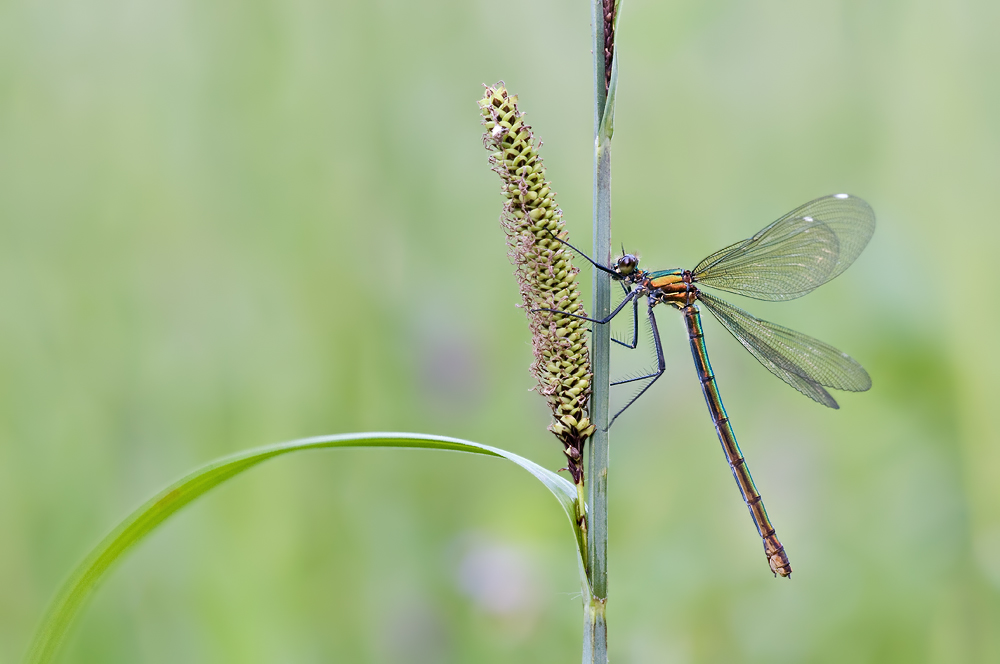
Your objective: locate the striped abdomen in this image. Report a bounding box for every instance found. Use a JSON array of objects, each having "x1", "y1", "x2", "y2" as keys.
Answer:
[{"x1": 683, "y1": 304, "x2": 792, "y2": 577}]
